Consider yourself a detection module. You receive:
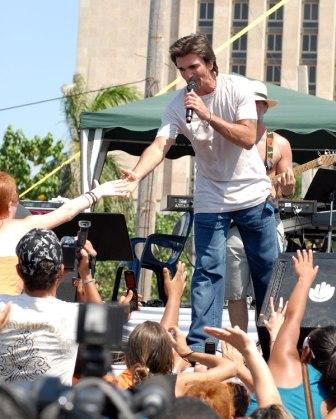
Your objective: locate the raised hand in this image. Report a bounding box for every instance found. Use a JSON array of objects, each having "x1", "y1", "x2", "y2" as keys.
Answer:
[
  {"x1": 78, "y1": 240, "x2": 97, "y2": 280},
  {"x1": 168, "y1": 326, "x2": 191, "y2": 356},
  {"x1": 204, "y1": 325, "x2": 256, "y2": 356},
  {"x1": 163, "y1": 261, "x2": 187, "y2": 300},
  {"x1": 292, "y1": 249, "x2": 319, "y2": 283},
  {"x1": 259, "y1": 296, "x2": 288, "y2": 343},
  {"x1": 119, "y1": 168, "x2": 140, "y2": 194},
  {"x1": 184, "y1": 90, "x2": 211, "y2": 122},
  {"x1": 92, "y1": 178, "x2": 130, "y2": 199},
  {"x1": 277, "y1": 167, "x2": 295, "y2": 197},
  {"x1": 221, "y1": 340, "x2": 245, "y2": 367}
]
